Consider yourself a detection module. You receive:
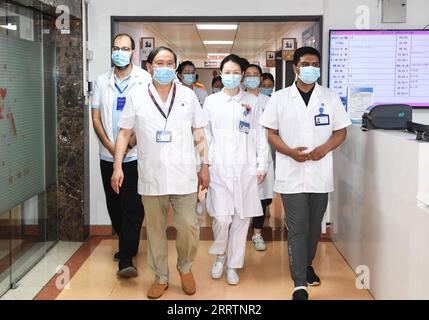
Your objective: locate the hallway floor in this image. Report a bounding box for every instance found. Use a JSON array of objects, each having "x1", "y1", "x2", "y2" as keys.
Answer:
[{"x1": 34, "y1": 238, "x2": 373, "y2": 300}]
